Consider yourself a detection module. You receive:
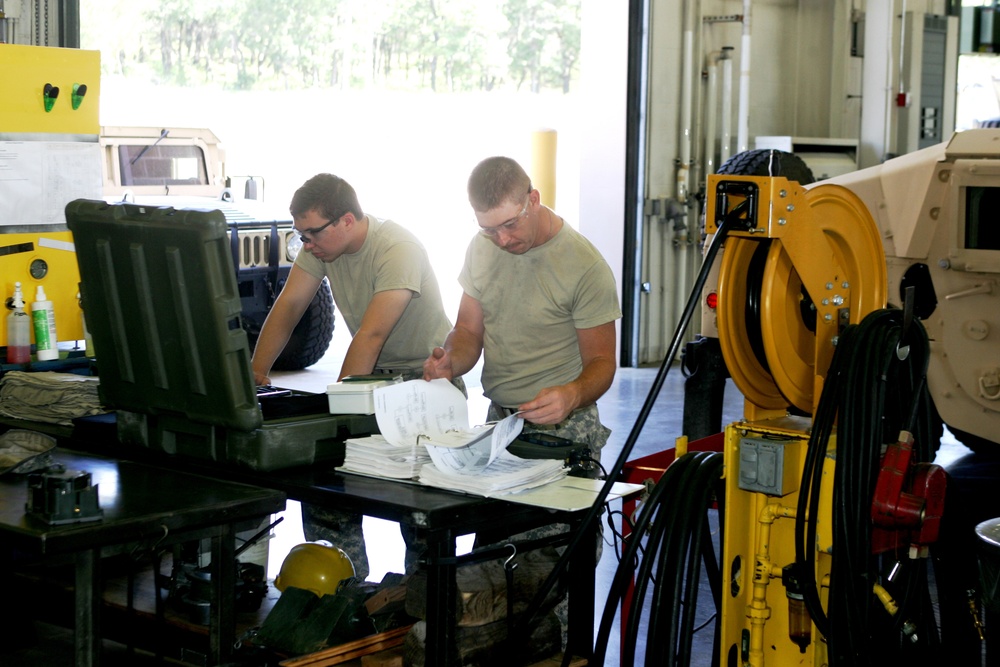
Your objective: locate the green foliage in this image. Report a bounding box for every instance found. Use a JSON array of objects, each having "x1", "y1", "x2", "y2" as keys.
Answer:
[{"x1": 81, "y1": 0, "x2": 580, "y2": 93}]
